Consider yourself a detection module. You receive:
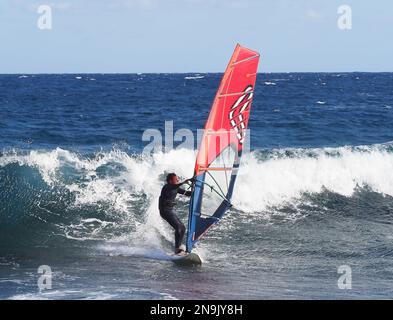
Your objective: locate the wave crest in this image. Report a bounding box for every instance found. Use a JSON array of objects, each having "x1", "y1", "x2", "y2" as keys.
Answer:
[{"x1": 1, "y1": 143, "x2": 393, "y2": 247}]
